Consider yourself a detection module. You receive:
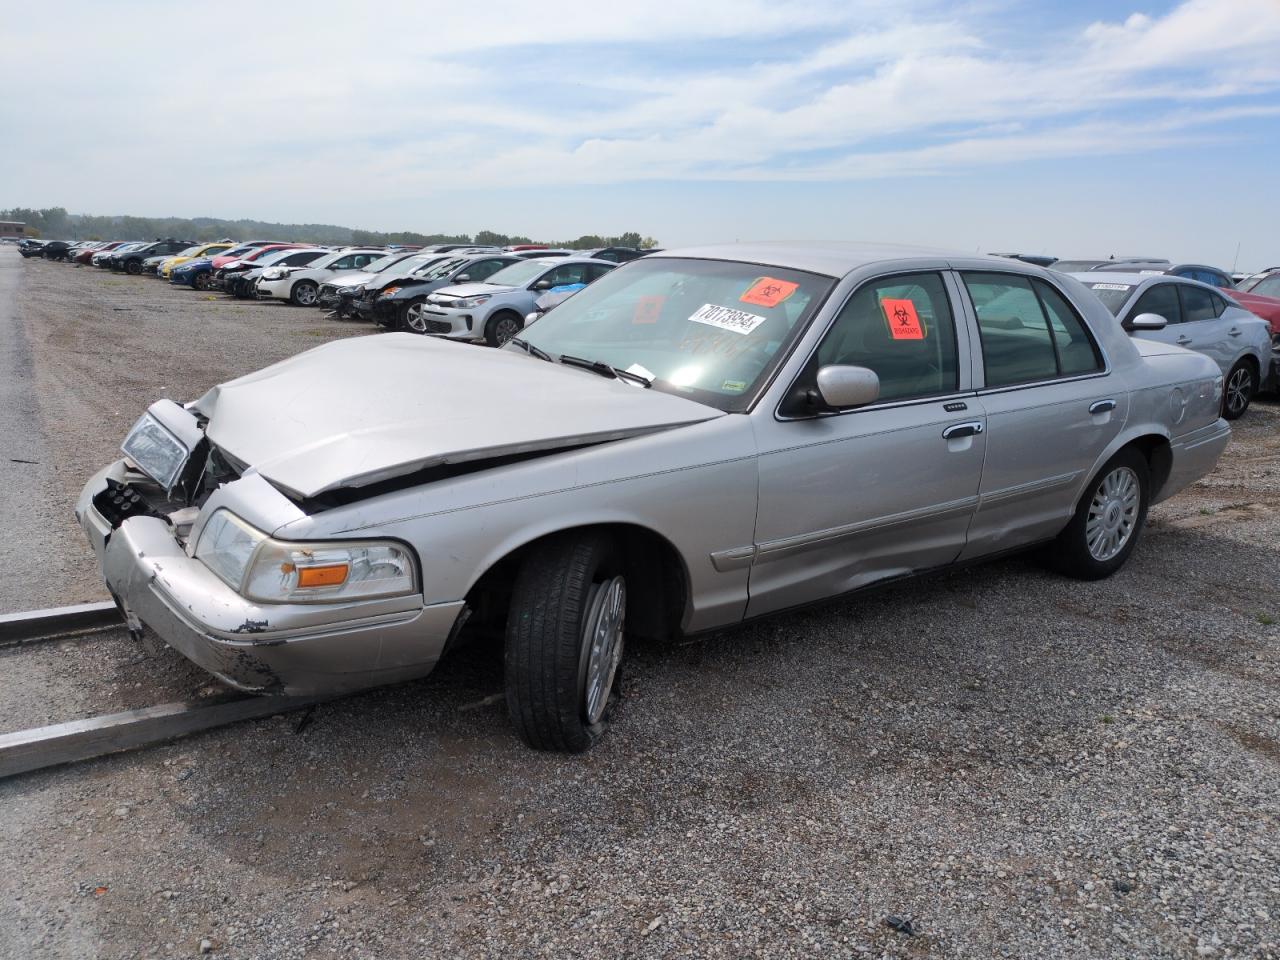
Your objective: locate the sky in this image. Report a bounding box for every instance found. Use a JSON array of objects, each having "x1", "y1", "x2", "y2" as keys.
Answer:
[{"x1": 3, "y1": 0, "x2": 1279, "y2": 268}]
